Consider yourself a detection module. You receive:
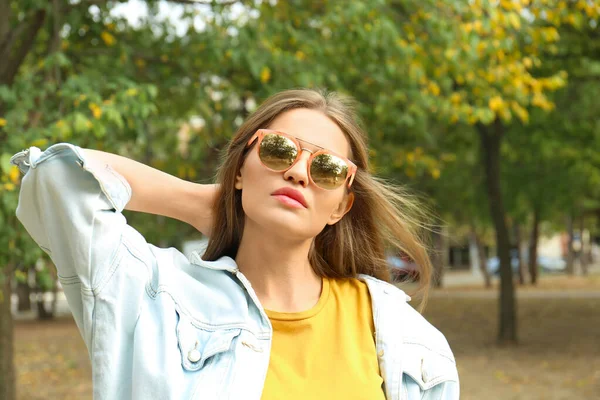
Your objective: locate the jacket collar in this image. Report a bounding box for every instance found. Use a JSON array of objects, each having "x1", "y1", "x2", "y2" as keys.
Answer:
[{"x1": 189, "y1": 251, "x2": 239, "y2": 273}]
